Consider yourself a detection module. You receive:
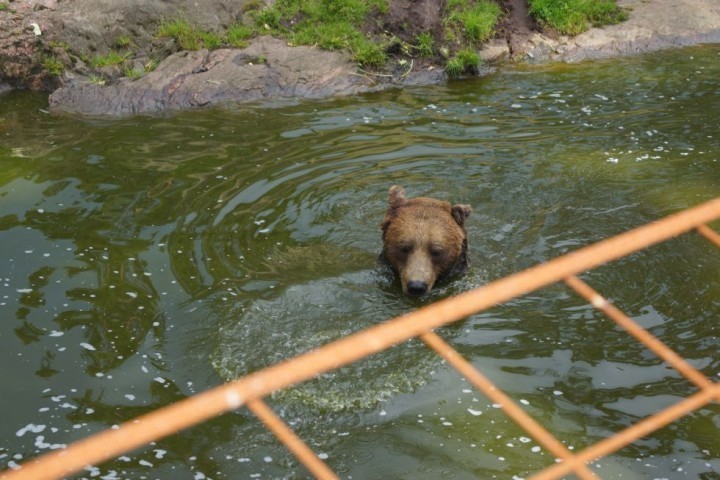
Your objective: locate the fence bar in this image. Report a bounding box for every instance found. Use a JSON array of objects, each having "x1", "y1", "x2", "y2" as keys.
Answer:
[
  {"x1": 3, "y1": 198, "x2": 720, "y2": 480},
  {"x1": 529, "y1": 384, "x2": 720, "y2": 480},
  {"x1": 564, "y1": 275, "x2": 713, "y2": 389},
  {"x1": 245, "y1": 399, "x2": 339, "y2": 480},
  {"x1": 420, "y1": 331, "x2": 599, "y2": 480},
  {"x1": 697, "y1": 223, "x2": 720, "y2": 247}
]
